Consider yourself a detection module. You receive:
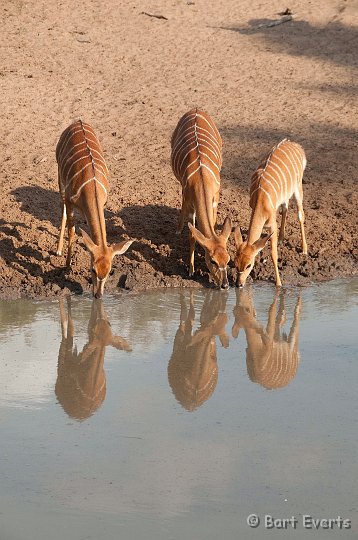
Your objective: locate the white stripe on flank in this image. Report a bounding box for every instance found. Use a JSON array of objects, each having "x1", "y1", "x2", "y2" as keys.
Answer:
[
  {"x1": 63, "y1": 147, "x2": 89, "y2": 173},
  {"x1": 290, "y1": 145, "x2": 305, "y2": 177},
  {"x1": 195, "y1": 125, "x2": 221, "y2": 152},
  {"x1": 173, "y1": 125, "x2": 220, "y2": 157},
  {"x1": 64, "y1": 162, "x2": 92, "y2": 189},
  {"x1": 61, "y1": 141, "x2": 87, "y2": 164},
  {"x1": 172, "y1": 126, "x2": 195, "y2": 152},
  {"x1": 179, "y1": 148, "x2": 198, "y2": 171},
  {"x1": 173, "y1": 139, "x2": 197, "y2": 173},
  {"x1": 261, "y1": 176, "x2": 278, "y2": 200},
  {"x1": 172, "y1": 134, "x2": 197, "y2": 164},
  {"x1": 264, "y1": 170, "x2": 281, "y2": 193},
  {"x1": 275, "y1": 155, "x2": 294, "y2": 197},
  {"x1": 70, "y1": 177, "x2": 107, "y2": 201},
  {"x1": 65, "y1": 155, "x2": 91, "y2": 184},
  {"x1": 186, "y1": 164, "x2": 201, "y2": 181},
  {"x1": 174, "y1": 131, "x2": 220, "y2": 161},
  {"x1": 199, "y1": 151, "x2": 220, "y2": 171},
  {"x1": 268, "y1": 161, "x2": 287, "y2": 202},
  {"x1": 94, "y1": 178, "x2": 107, "y2": 197},
  {"x1": 182, "y1": 155, "x2": 200, "y2": 176},
  {"x1": 259, "y1": 186, "x2": 275, "y2": 209},
  {"x1": 250, "y1": 185, "x2": 275, "y2": 209},
  {"x1": 196, "y1": 114, "x2": 221, "y2": 140},
  {"x1": 57, "y1": 128, "x2": 83, "y2": 159},
  {"x1": 177, "y1": 114, "x2": 196, "y2": 132},
  {"x1": 279, "y1": 147, "x2": 299, "y2": 181},
  {"x1": 200, "y1": 163, "x2": 220, "y2": 185},
  {"x1": 195, "y1": 135, "x2": 220, "y2": 160}
]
